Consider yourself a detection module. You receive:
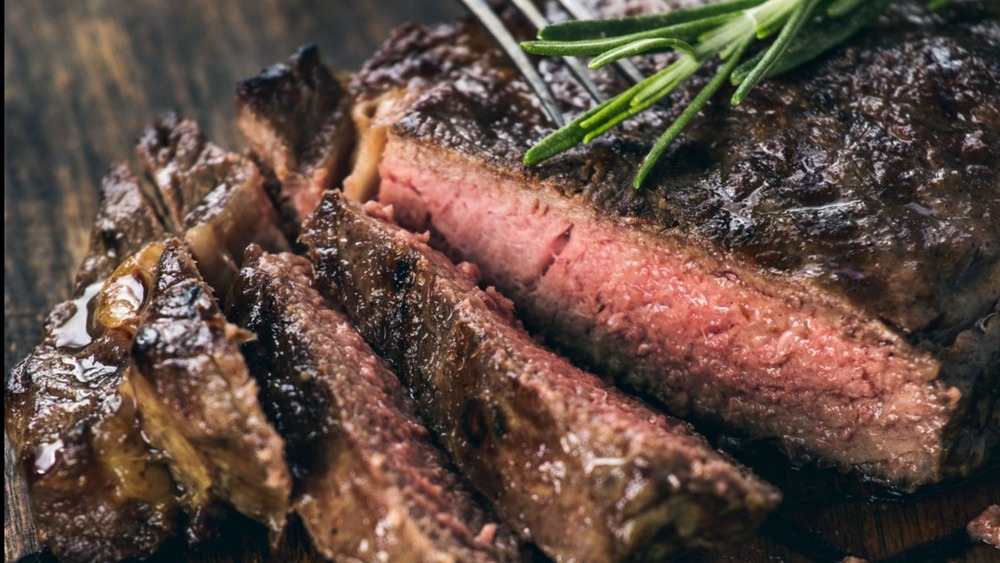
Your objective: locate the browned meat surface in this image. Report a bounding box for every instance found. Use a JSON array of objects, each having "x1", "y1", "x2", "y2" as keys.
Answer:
[
  {"x1": 5, "y1": 114, "x2": 296, "y2": 560},
  {"x1": 136, "y1": 113, "x2": 291, "y2": 299},
  {"x1": 228, "y1": 246, "x2": 520, "y2": 562},
  {"x1": 352, "y1": 0, "x2": 1000, "y2": 489},
  {"x1": 74, "y1": 164, "x2": 170, "y2": 291},
  {"x1": 4, "y1": 172, "x2": 177, "y2": 563},
  {"x1": 236, "y1": 45, "x2": 355, "y2": 227},
  {"x1": 968, "y1": 505, "x2": 1000, "y2": 548},
  {"x1": 302, "y1": 192, "x2": 780, "y2": 562},
  {"x1": 129, "y1": 239, "x2": 291, "y2": 543}
]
